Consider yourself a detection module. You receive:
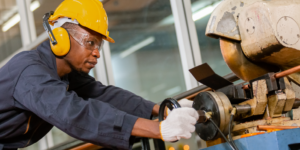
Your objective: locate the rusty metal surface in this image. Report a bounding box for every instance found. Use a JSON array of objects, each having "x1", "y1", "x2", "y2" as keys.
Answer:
[
  {"x1": 219, "y1": 38, "x2": 278, "y2": 81},
  {"x1": 207, "y1": 91, "x2": 228, "y2": 136},
  {"x1": 207, "y1": 0, "x2": 300, "y2": 84},
  {"x1": 215, "y1": 92, "x2": 232, "y2": 135},
  {"x1": 238, "y1": 0, "x2": 300, "y2": 84},
  {"x1": 292, "y1": 107, "x2": 300, "y2": 120},
  {"x1": 283, "y1": 77, "x2": 296, "y2": 112},
  {"x1": 291, "y1": 81, "x2": 300, "y2": 96},
  {"x1": 232, "y1": 117, "x2": 291, "y2": 132},
  {"x1": 239, "y1": 80, "x2": 268, "y2": 118},
  {"x1": 235, "y1": 105, "x2": 251, "y2": 115},
  {"x1": 267, "y1": 92, "x2": 286, "y2": 118},
  {"x1": 206, "y1": 0, "x2": 263, "y2": 41}
]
